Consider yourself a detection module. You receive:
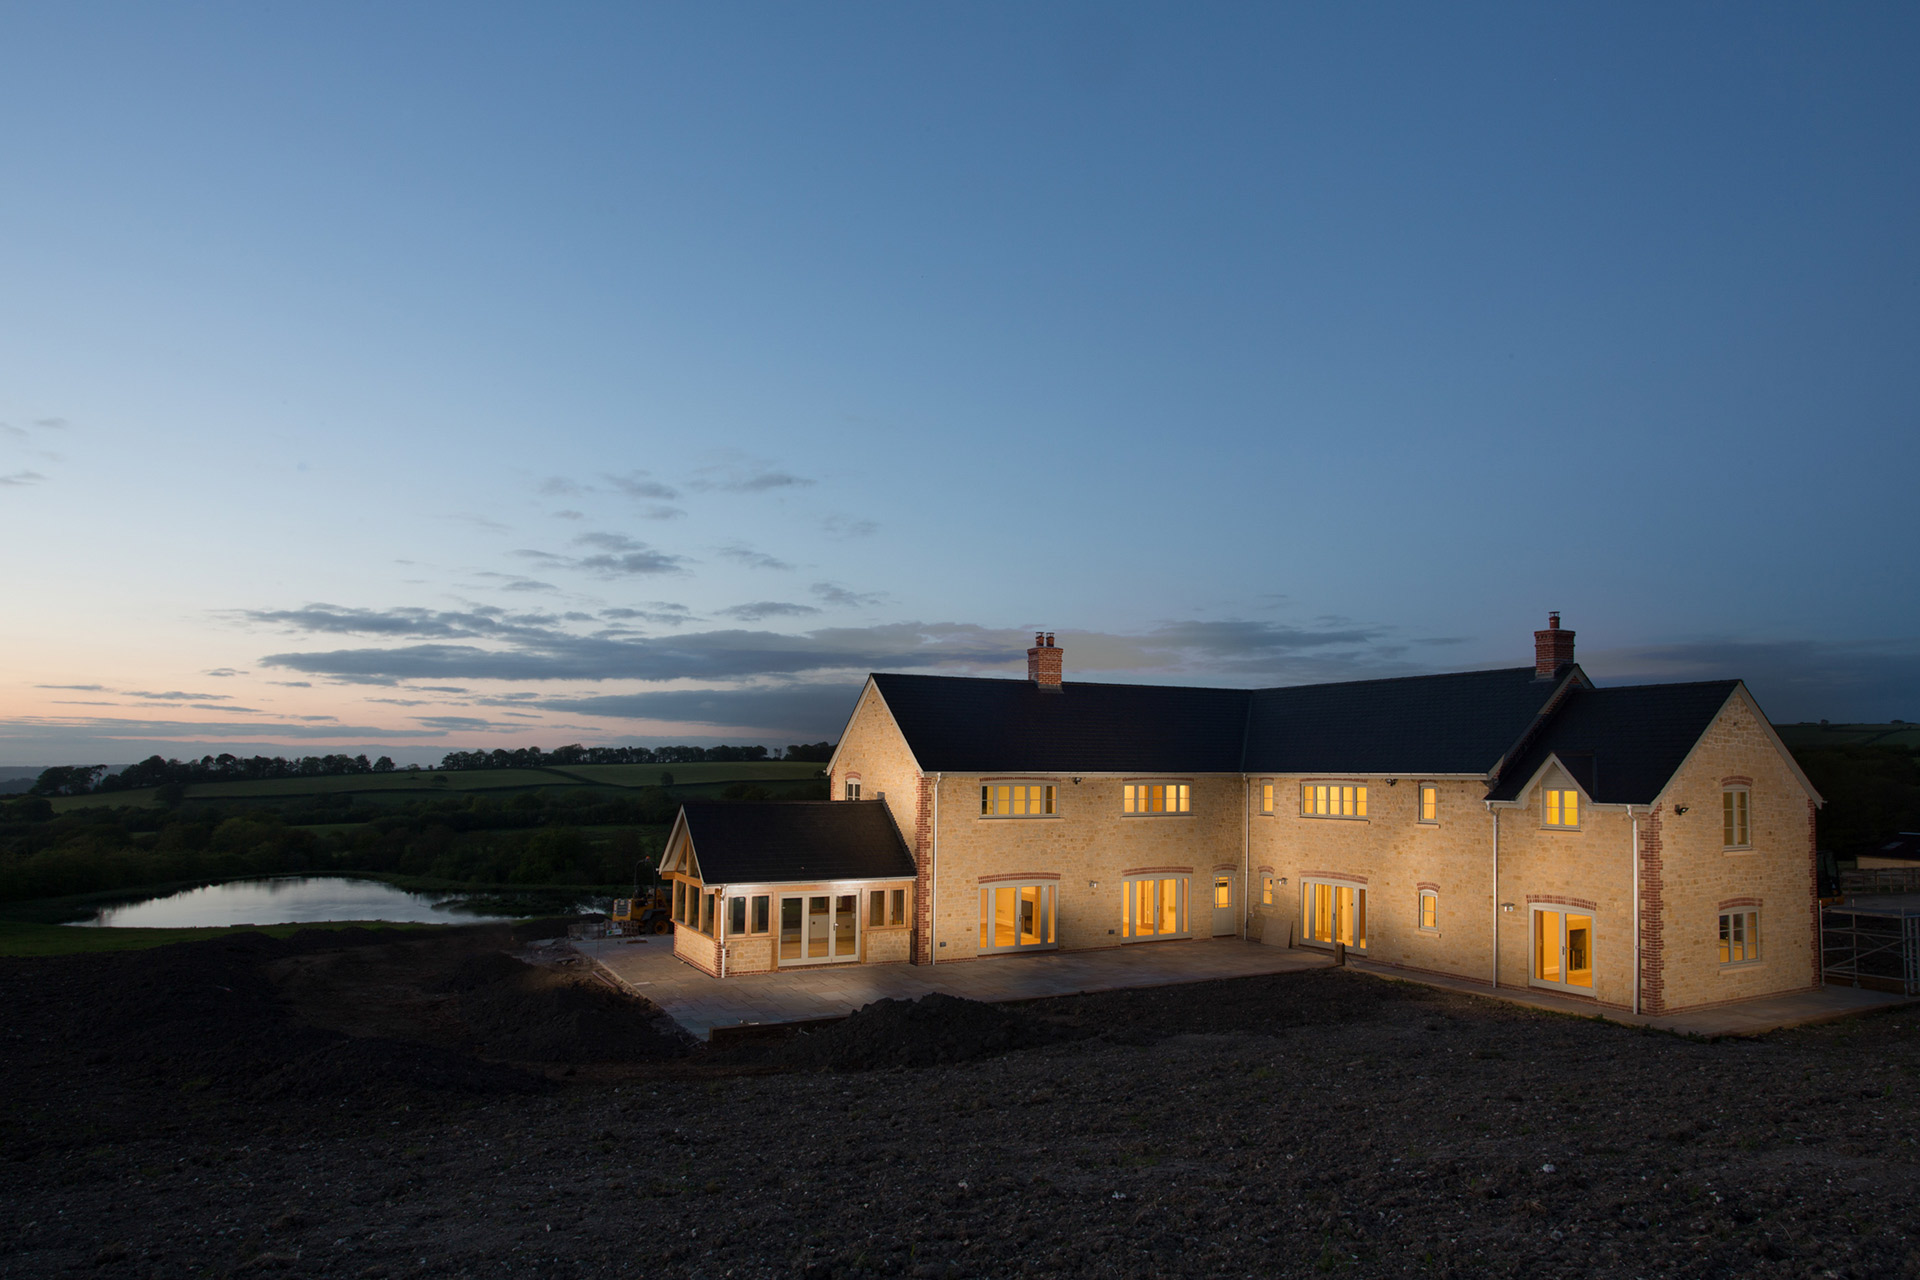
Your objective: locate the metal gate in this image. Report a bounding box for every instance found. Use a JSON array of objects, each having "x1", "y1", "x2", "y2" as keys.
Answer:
[{"x1": 1822, "y1": 902, "x2": 1920, "y2": 996}]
